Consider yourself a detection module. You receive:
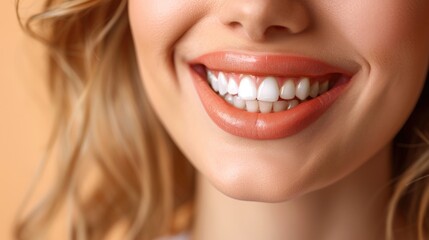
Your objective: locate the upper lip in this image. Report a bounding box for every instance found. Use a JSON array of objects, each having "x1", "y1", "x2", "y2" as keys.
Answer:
[{"x1": 190, "y1": 51, "x2": 355, "y2": 78}]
